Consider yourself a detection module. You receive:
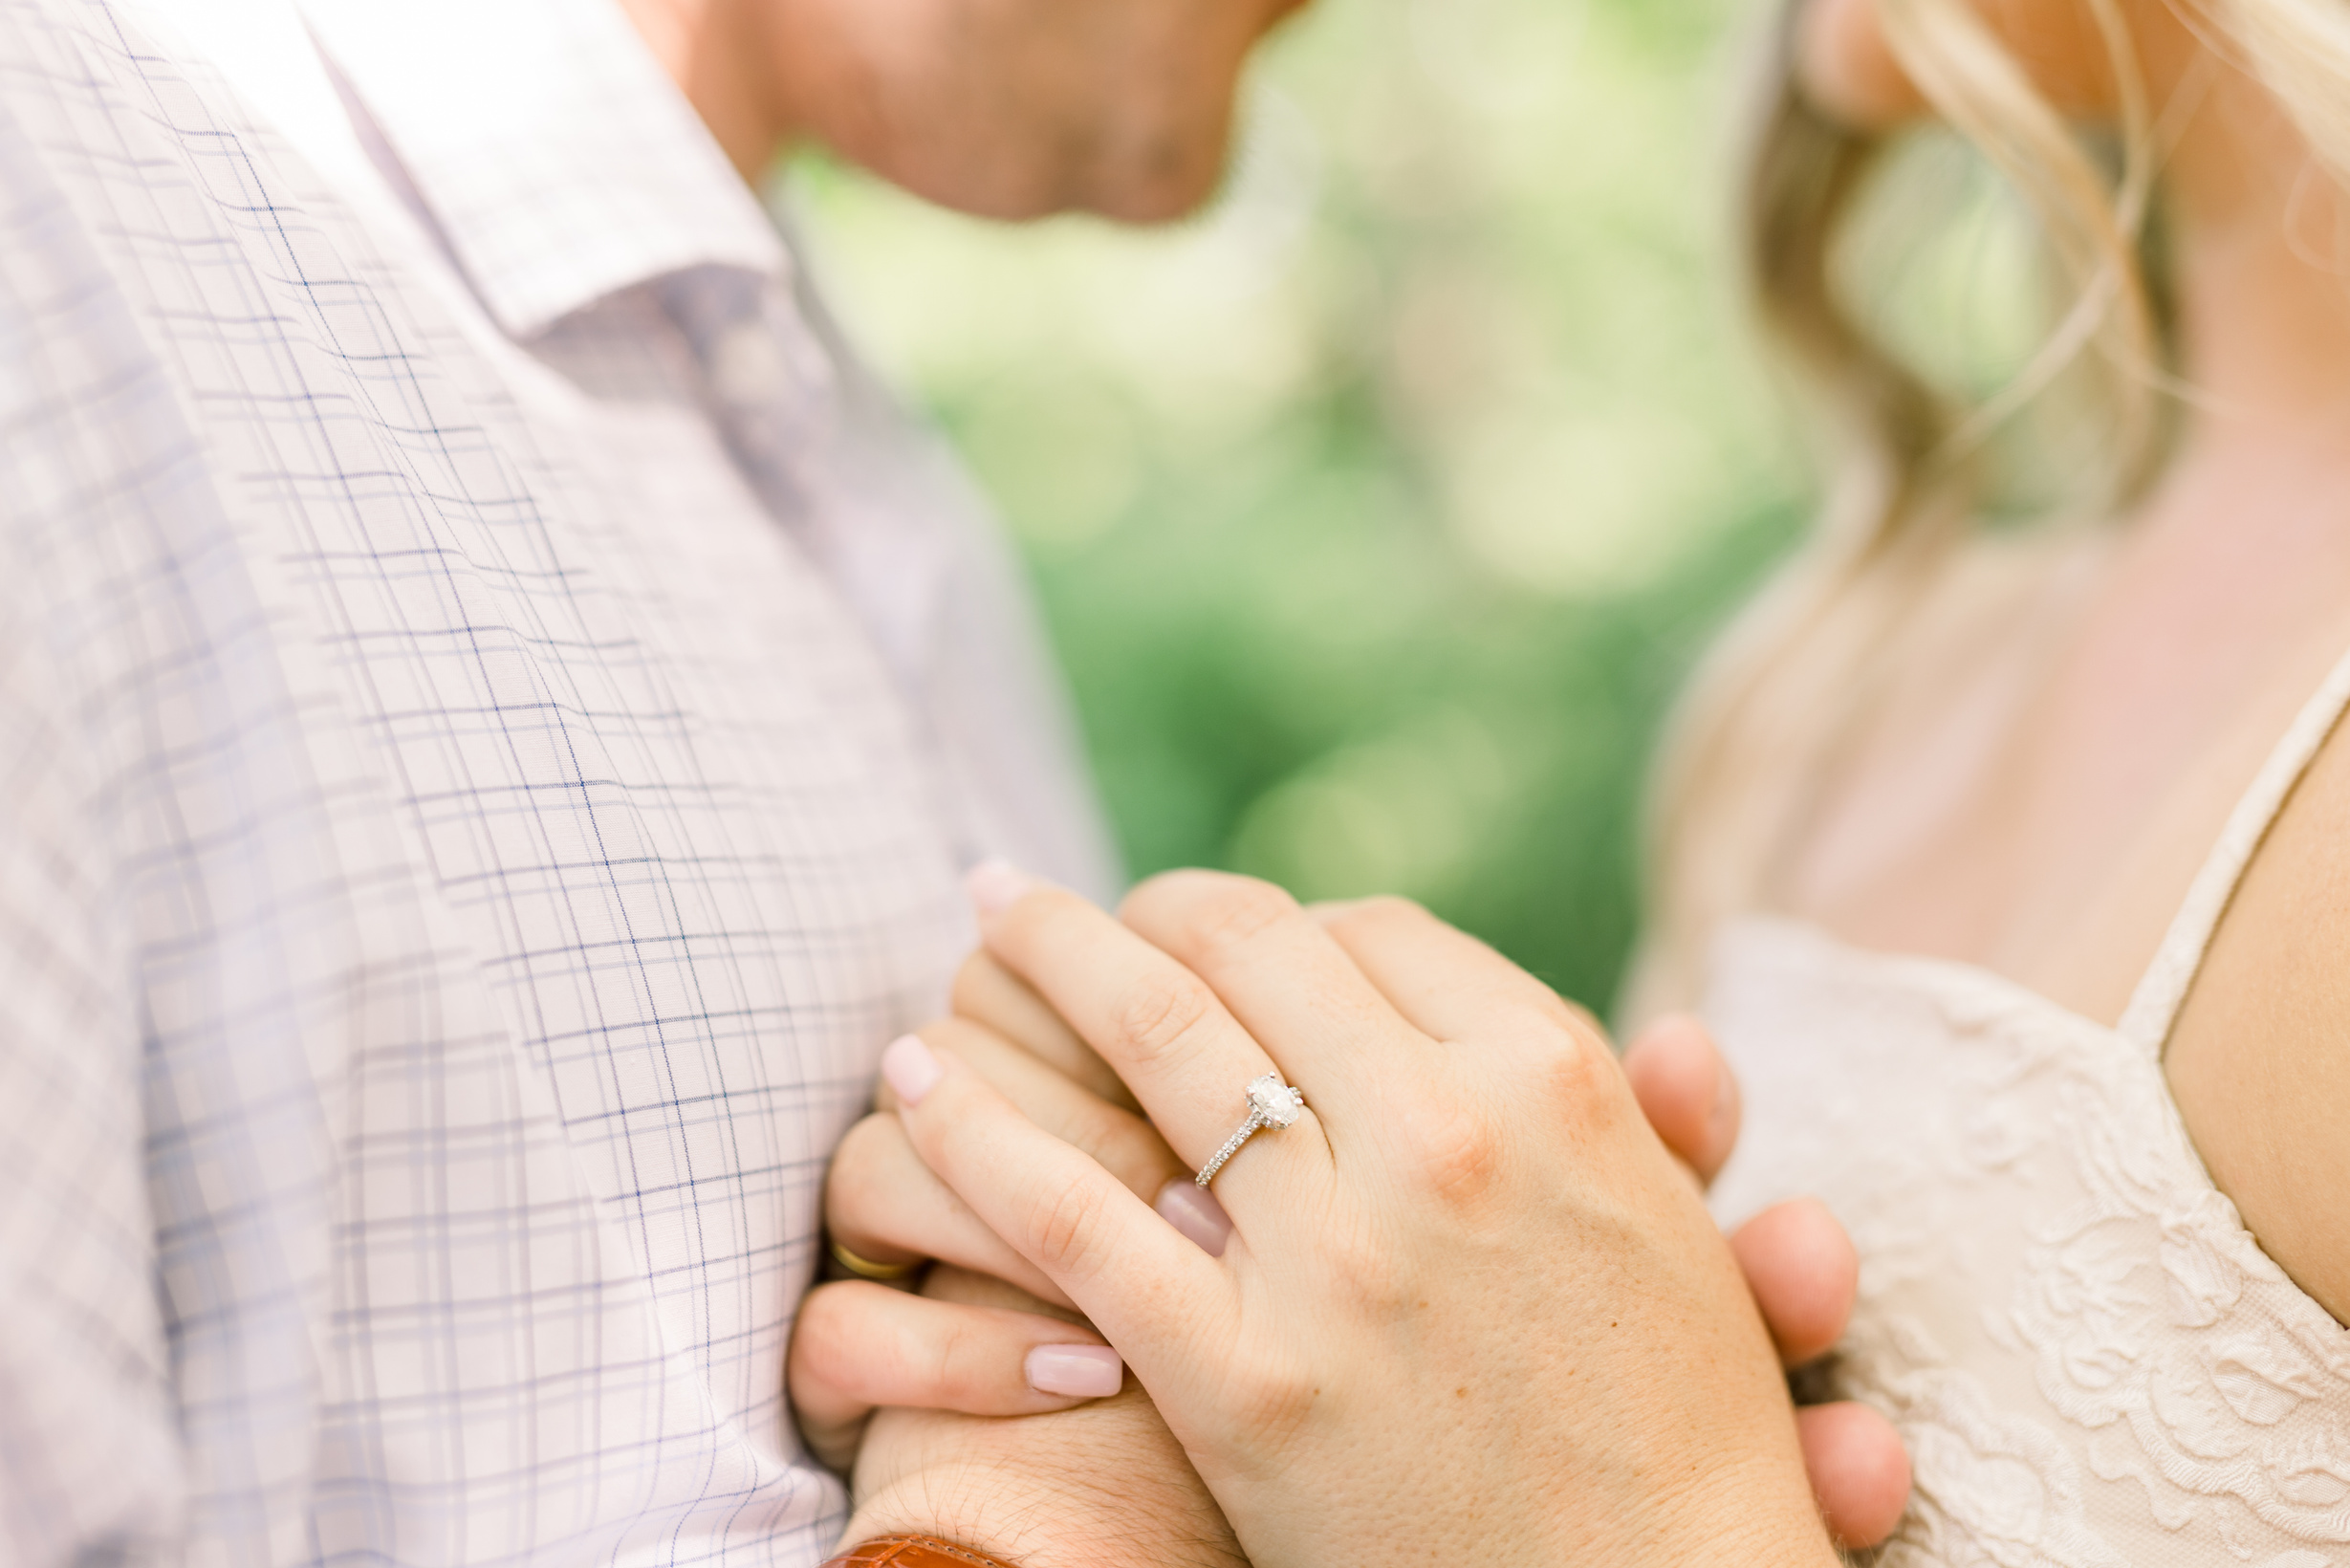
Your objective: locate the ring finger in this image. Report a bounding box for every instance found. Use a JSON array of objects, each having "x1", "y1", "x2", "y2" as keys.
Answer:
[{"x1": 968, "y1": 865, "x2": 1333, "y2": 1193}]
